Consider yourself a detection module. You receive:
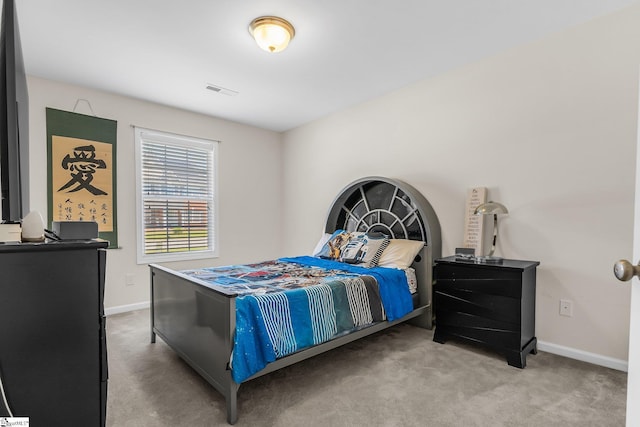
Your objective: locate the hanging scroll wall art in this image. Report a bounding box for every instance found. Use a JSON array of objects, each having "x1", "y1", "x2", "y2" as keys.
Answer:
[{"x1": 46, "y1": 107, "x2": 118, "y2": 248}]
